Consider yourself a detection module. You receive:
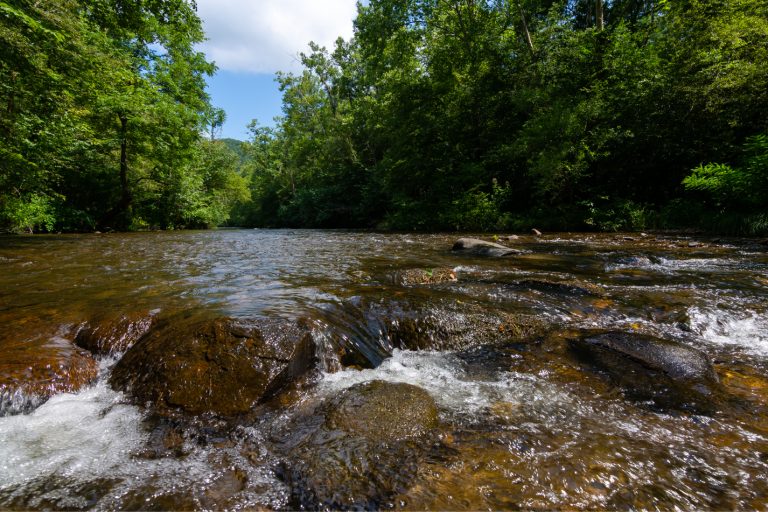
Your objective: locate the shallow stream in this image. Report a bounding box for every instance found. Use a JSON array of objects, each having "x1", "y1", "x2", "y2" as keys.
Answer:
[{"x1": 1, "y1": 230, "x2": 767, "y2": 509}]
